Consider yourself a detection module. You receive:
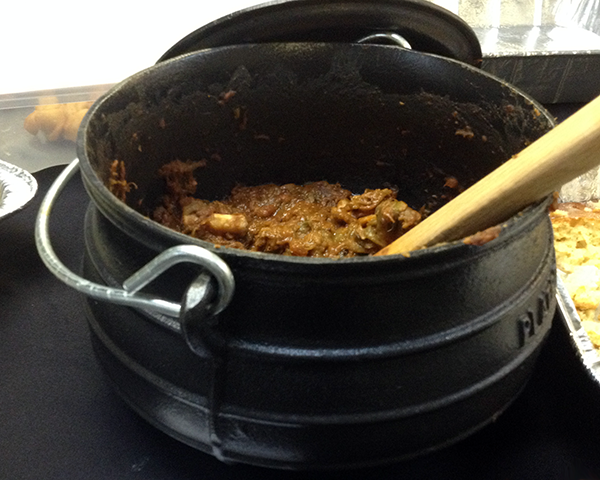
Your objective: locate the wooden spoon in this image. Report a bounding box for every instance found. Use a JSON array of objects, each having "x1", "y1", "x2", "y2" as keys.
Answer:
[{"x1": 376, "y1": 95, "x2": 600, "y2": 256}]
